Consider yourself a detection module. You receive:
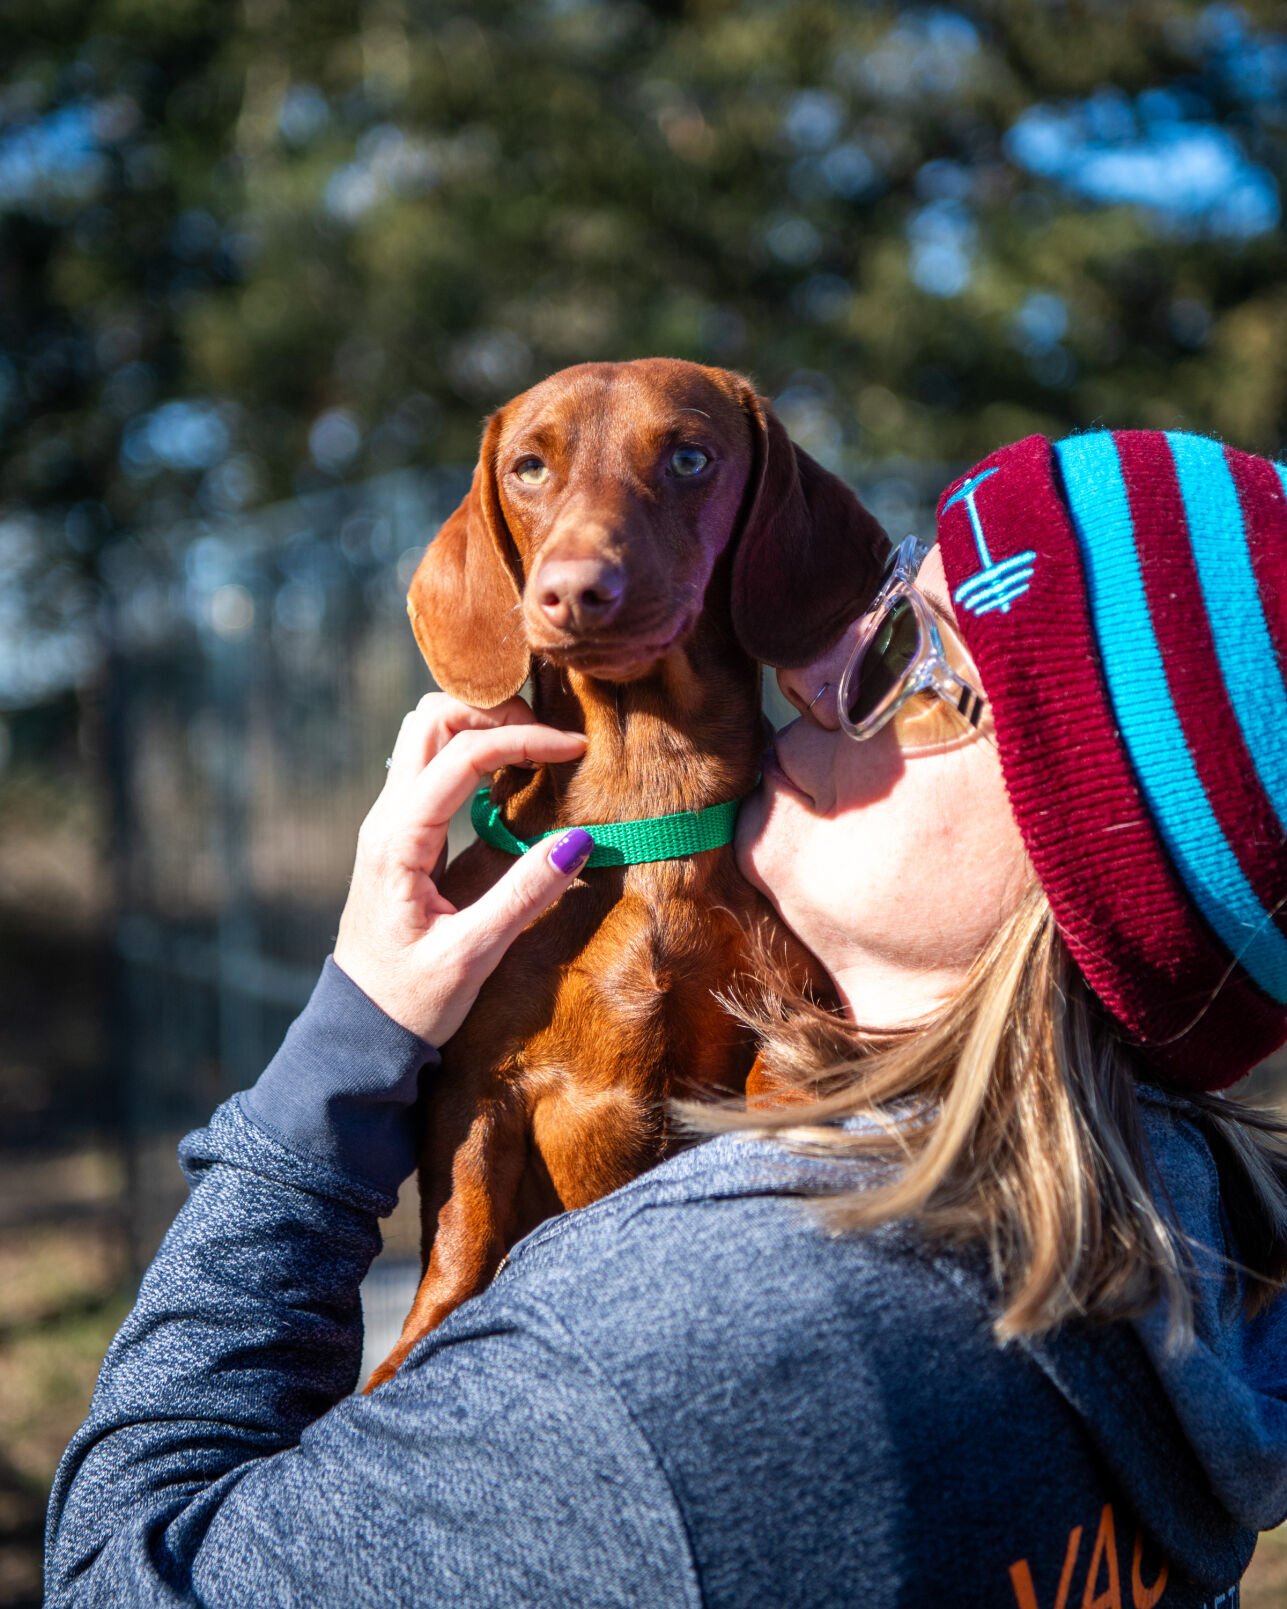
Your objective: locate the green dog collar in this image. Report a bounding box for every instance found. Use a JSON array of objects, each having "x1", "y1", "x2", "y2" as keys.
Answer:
[{"x1": 469, "y1": 783, "x2": 751, "y2": 869}]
